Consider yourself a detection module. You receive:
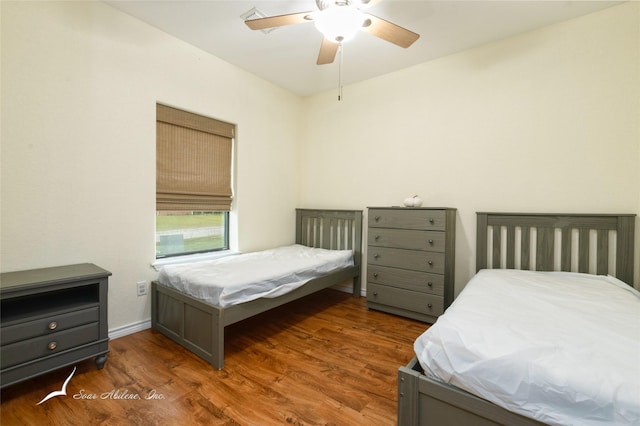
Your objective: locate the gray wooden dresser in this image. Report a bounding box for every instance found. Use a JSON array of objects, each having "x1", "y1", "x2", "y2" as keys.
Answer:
[
  {"x1": 0, "y1": 263, "x2": 110, "y2": 388},
  {"x1": 367, "y1": 207, "x2": 456, "y2": 323}
]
